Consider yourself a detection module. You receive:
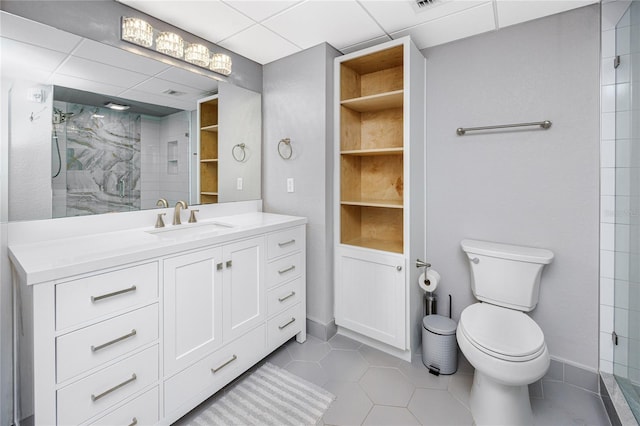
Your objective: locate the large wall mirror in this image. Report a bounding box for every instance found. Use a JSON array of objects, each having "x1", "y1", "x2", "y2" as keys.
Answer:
[{"x1": 1, "y1": 10, "x2": 261, "y2": 222}]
